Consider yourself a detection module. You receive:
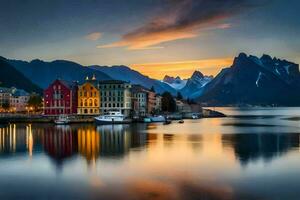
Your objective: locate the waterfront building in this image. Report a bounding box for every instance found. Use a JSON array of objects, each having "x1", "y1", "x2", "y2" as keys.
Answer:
[
  {"x1": 10, "y1": 88, "x2": 30, "y2": 112},
  {"x1": 147, "y1": 90, "x2": 156, "y2": 114},
  {"x1": 0, "y1": 87, "x2": 12, "y2": 112},
  {"x1": 99, "y1": 80, "x2": 132, "y2": 117},
  {"x1": 77, "y1": 76, "x2": 100, "y2": 115},
  {"x1": 155, "y1": 95, "x2": 162, "y2": 113},
  {"x1": 131, "y1": 85, "x2": 148, "y2": 117},
  {"x1": 44, "y1": 79, "x2": 78, "y2": 115}
]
